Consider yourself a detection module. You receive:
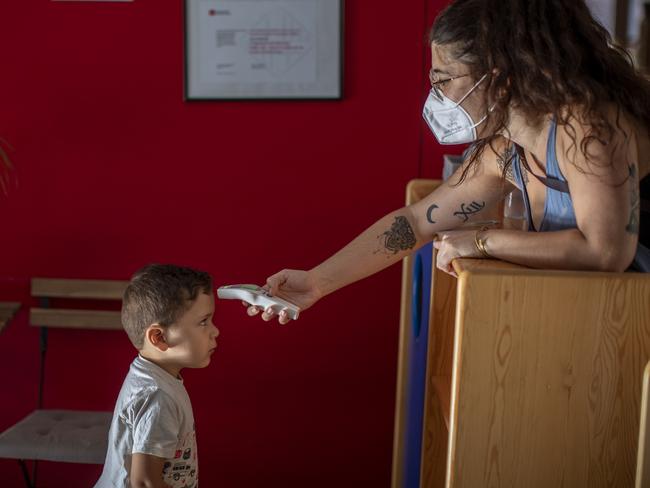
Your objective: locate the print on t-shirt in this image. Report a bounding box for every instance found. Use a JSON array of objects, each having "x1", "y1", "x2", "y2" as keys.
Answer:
[{"x1": 162, "y1": 428, "x2": 198, "y2": 487}]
